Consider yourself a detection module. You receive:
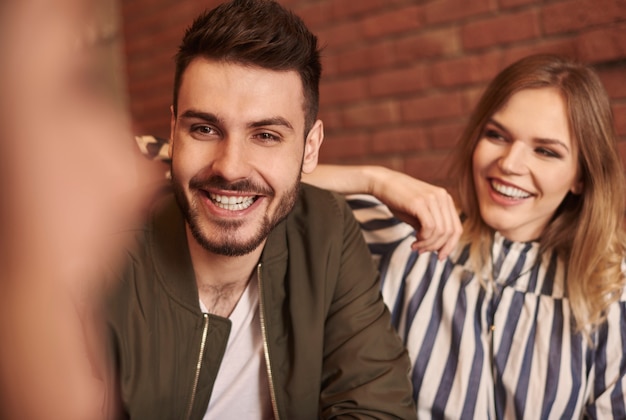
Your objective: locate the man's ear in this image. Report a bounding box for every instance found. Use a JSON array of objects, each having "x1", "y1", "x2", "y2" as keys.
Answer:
[
  {"x1": 168, "y1": 105, "x2": 175, "y2": 159},
  {"x1": 302, "y1": 119, "x2": 324, "y2": 174}
]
